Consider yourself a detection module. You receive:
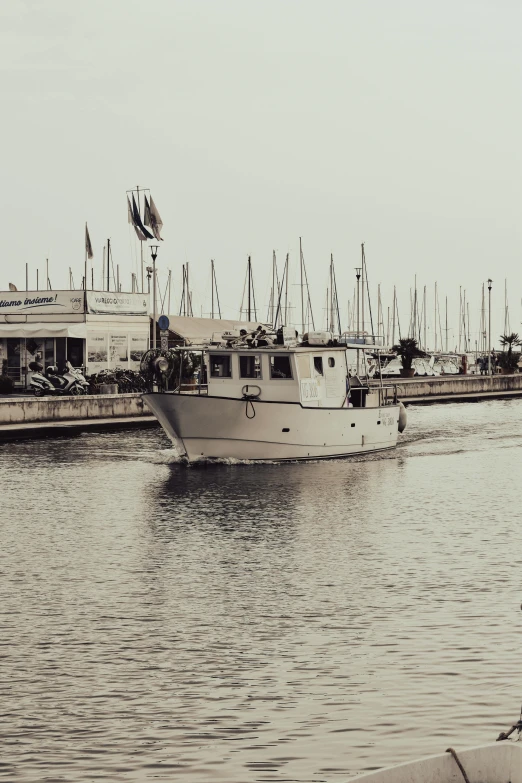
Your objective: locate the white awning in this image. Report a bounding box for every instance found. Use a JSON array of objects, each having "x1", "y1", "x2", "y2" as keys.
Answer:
[{"x1": 0, "y1": 323, "x2": 87, "y2": 338}]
